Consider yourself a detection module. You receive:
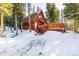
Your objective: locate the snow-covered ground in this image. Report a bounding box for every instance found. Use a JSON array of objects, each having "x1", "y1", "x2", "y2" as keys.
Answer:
[
  {"x1": 0, "y1": 28, "x2": 79, "y2": 56},
  {"x1": 41, "y1": 31, "x2": 79, "y2": 56},
  {"x1": 0, "y1": 28, "x2": 46, "y2": 56}
]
